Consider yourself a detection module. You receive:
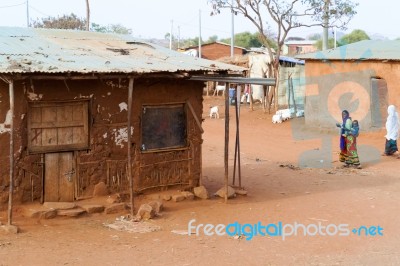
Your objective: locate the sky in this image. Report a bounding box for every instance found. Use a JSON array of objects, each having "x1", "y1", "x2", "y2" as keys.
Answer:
[{"x1": 0, "y1": 0, "x2": 399, "y2": 41}]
